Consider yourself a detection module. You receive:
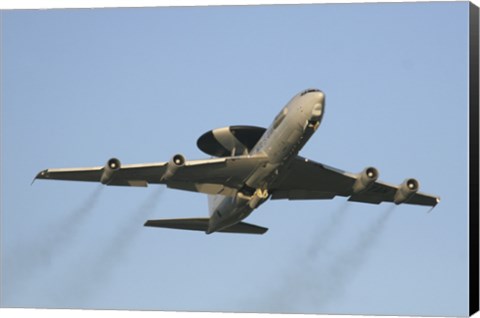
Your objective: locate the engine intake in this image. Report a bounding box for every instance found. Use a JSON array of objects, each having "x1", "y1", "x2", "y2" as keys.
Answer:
[
  {"x1": 352, "y1": 167, "x2": 379, "y2": 194},
  {"x1": 394, "y1": 178, "x2": 419, "y2": 204},
  {"x1": 101, "y1": 158, "x2": 121, "y2": 184},
  {"x1": 161, "y1": 154, "x2": 186, "y2": 181}
]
